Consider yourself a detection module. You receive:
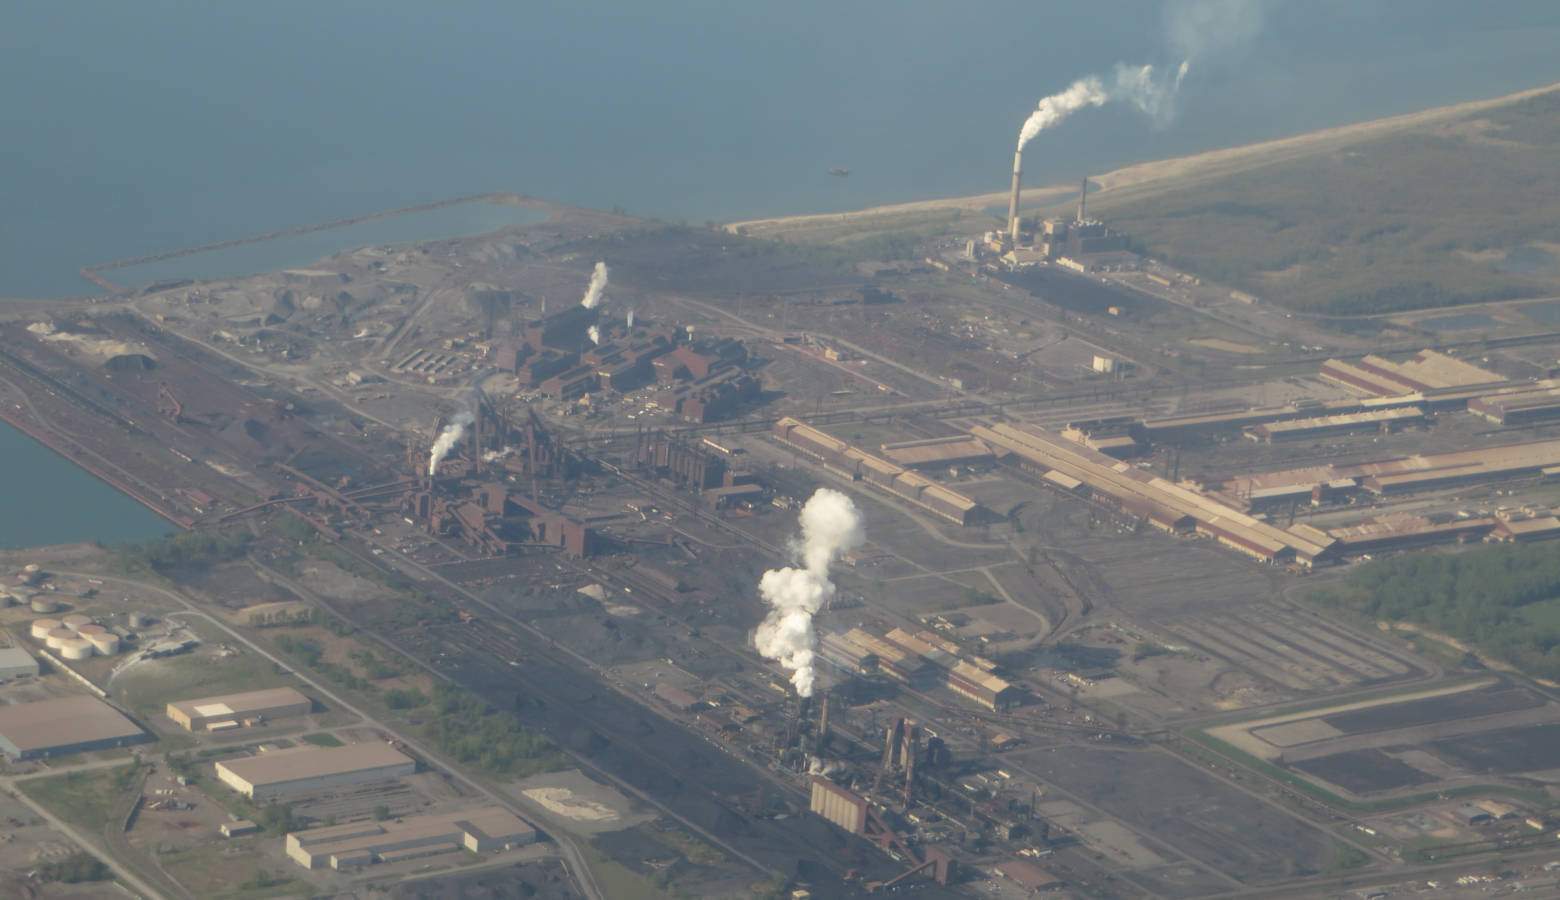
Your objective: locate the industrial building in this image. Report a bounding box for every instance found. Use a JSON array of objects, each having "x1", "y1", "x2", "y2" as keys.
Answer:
[
  {"x1": 0, "y1": 647, "x2": 38, "y2": 681},
  {"x1": 1320, "y1": 349, "x2": 1505, "y2": 396},
  {"x1": 1243, "y1": 407, "x2": 1425, "y2": 443},
  {"x1": 1211, "y1": 436, "x2": 1560, "y2": 503},
  {"x1": 215, "y1": 743, "x2": 416, "y2": 800},
  {"x1": 0, "y1": 695, "x2": 150, "y2": 760},
  {"x1": 810, "y1": 776, "x2": 869, "y2": 834},
  {"x1": 996, "y1": 858, "x2": 1065, "y2": 892},
  {"x1": 771, "y1": 418, "x2": 980, "y2": 524},
  {"x1": 878, "y1": 435, "x2": 995, "y2": 470},
  {"x1": 972, "y1": 421, "x2": 1334, "y2": 565},
  {"x1": 166, "y1": 686, "x2": 312, "y2": 732},
  {"x1": 1469, "y1": 386, "x2": 1560, "y2": 426},
  {"x1": 285, "y1": 806, "x2": 535, "y2": 869}
]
